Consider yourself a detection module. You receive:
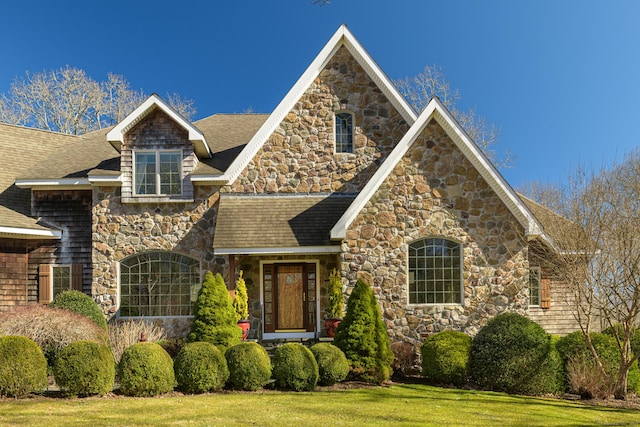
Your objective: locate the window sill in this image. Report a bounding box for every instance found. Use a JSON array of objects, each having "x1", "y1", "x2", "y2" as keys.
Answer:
[{"x1": 122, "y1": 196, "x2": 194, "y2": 204}]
